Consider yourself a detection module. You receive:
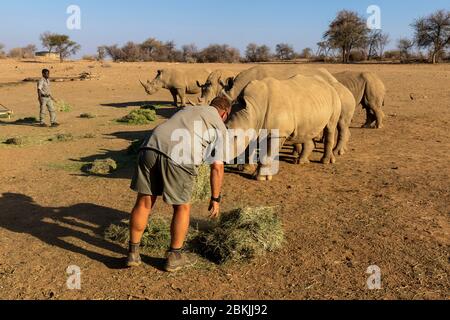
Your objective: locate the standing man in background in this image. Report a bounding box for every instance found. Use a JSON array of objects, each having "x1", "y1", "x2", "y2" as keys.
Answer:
[{"x1": 37, "y1": 69, "x2": 59, "y2": 127}]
